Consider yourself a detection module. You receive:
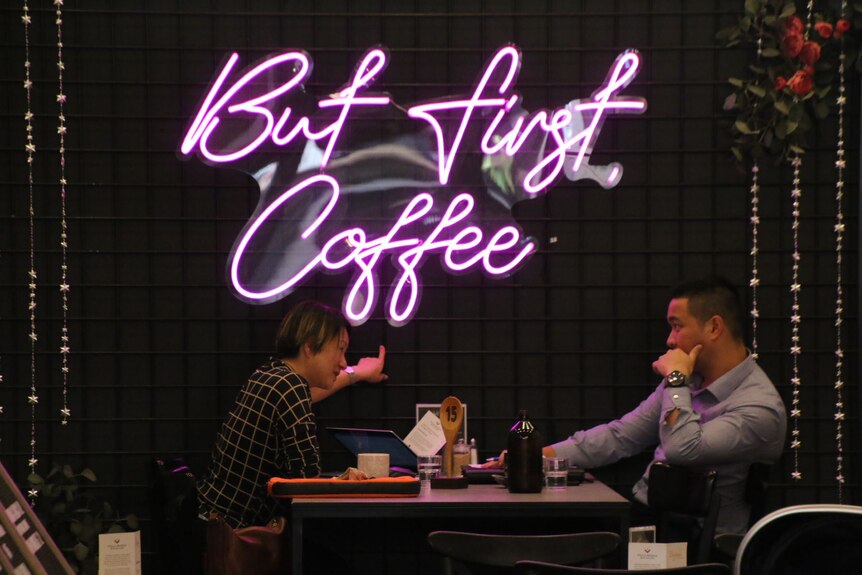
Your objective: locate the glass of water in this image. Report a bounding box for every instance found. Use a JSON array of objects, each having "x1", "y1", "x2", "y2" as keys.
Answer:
[
  {"x1": 417, "y1": 455, "x2": 442, "y2": 485},
  {"x1": 543, "y1": 456, "x2": 569, "y2": 490}
]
